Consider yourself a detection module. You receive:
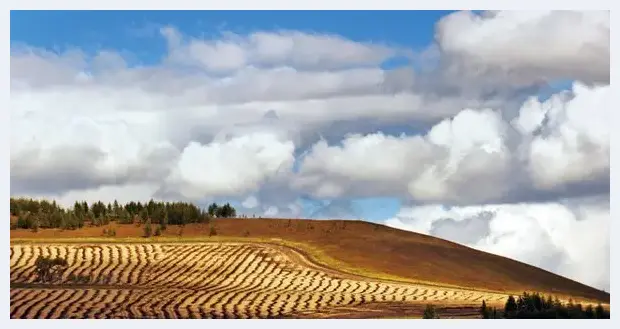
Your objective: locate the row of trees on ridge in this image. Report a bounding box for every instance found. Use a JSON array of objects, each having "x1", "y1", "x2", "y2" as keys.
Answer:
[
  {"x1": 10, "y1": 197, "x2": 238, "y2": 231},
  {"x1": 422, "y1": 292, "x2": 609, "y2": 319}
]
